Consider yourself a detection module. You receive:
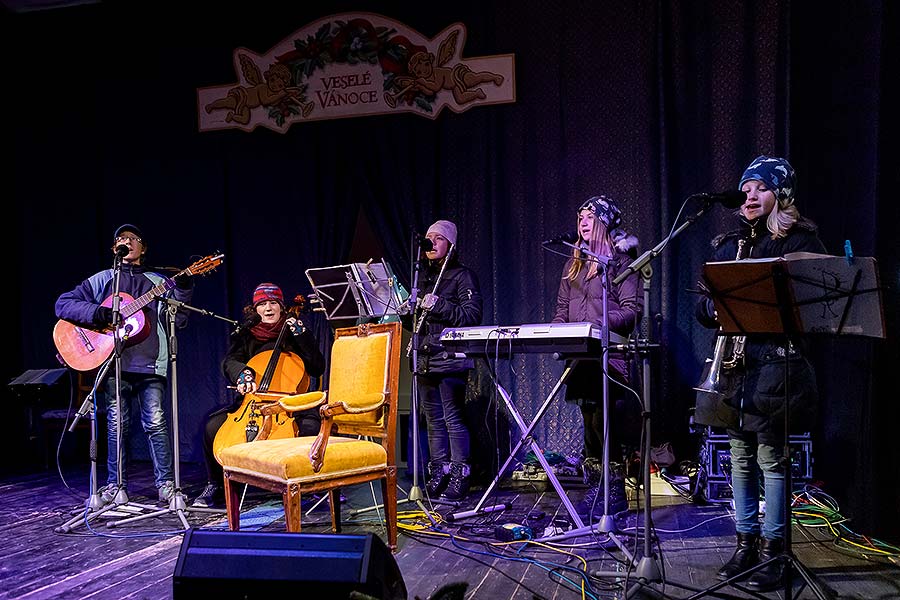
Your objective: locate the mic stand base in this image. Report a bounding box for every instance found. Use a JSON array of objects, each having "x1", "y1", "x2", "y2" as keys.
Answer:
[
  {"x1": 106, "y1": 488, "x2": 225, "y2": 530},
  {"x1": 54, "y1": 485, "x2": 160, "y2": 534},
  {"x1": 351, "y1": 485, "x2": 460, "y2": 518}
]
